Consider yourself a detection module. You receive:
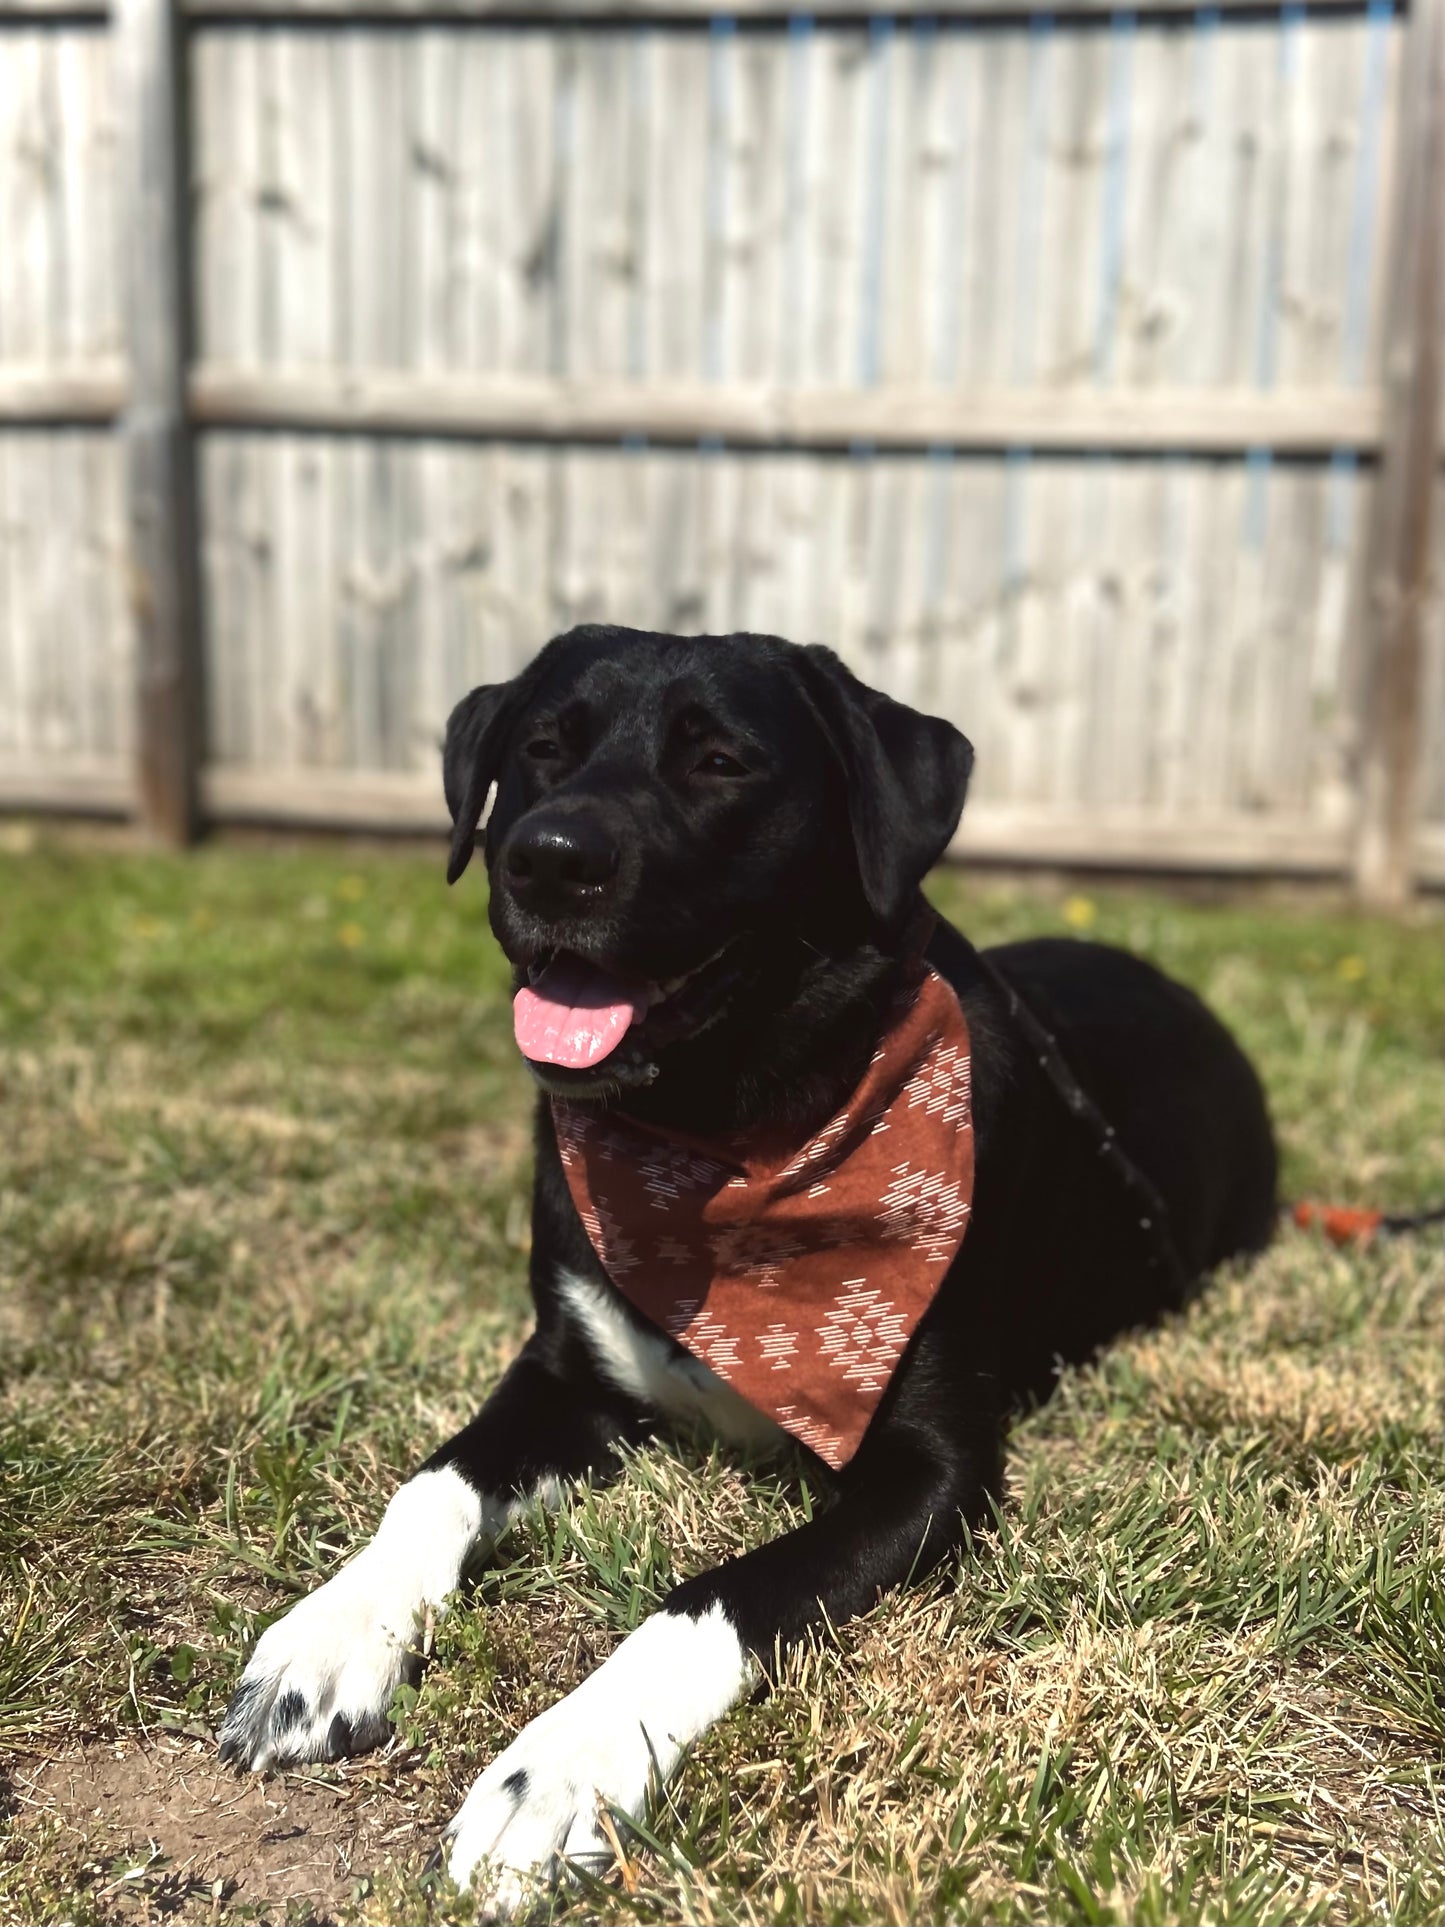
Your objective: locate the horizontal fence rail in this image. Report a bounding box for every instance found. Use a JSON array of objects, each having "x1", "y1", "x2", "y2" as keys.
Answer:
[
  {"x1": 0, "y1": 367, "x2": 1393, "y2": 455},
  {"x1": 0, "y1": 0, "x2": 1440, "y2": 898},
  {"x1": 0, "y1": 2, "x2": 1411, "y2": 17}
]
